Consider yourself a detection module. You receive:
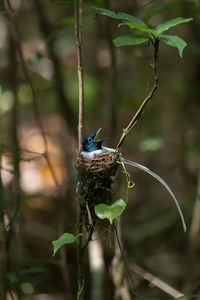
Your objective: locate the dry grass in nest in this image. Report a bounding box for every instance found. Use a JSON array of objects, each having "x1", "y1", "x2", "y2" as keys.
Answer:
[{"x1": 75, "y1": 152, "x2": 119, "y2": 225}]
